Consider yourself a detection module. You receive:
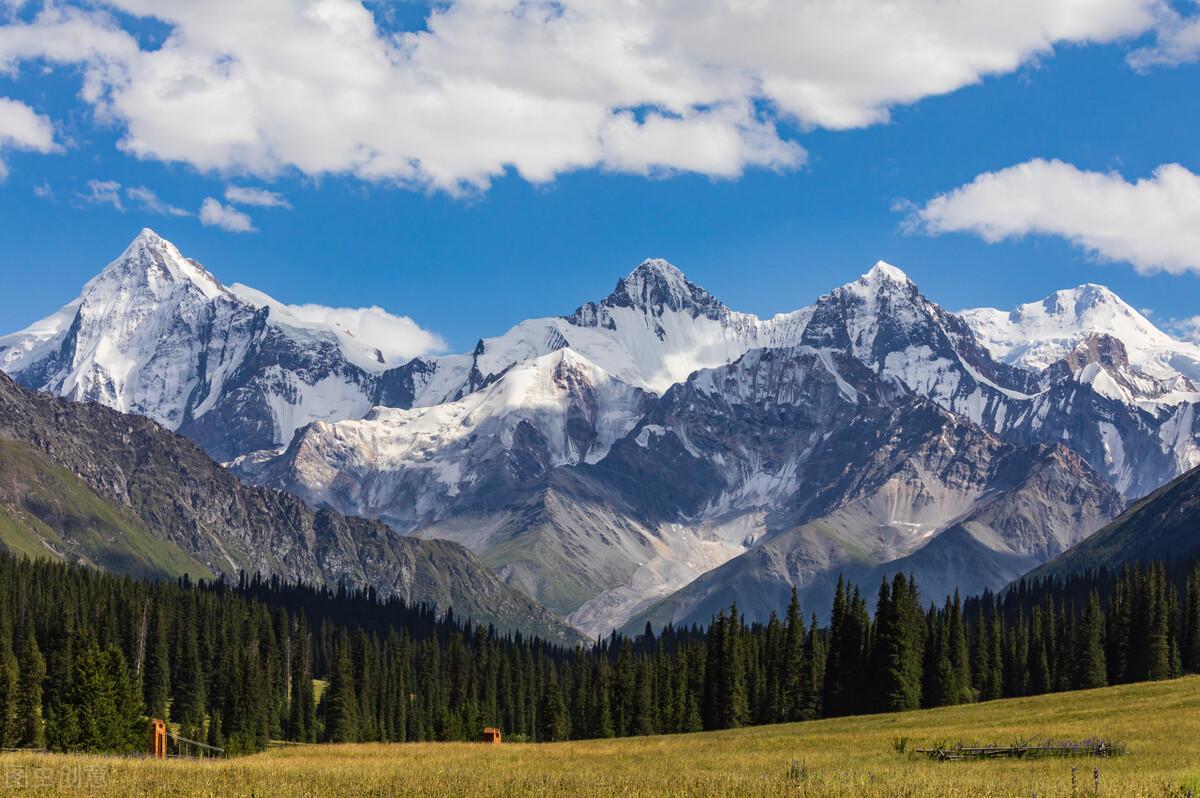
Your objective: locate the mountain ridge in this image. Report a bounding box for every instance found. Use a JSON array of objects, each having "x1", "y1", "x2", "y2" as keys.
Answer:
[
  {"x1": 0, "y1": 369, "x2": 581, "y2": 644},
  {"x1": 7, "y1": 230, "x2": 1200, "y2": 636}
]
